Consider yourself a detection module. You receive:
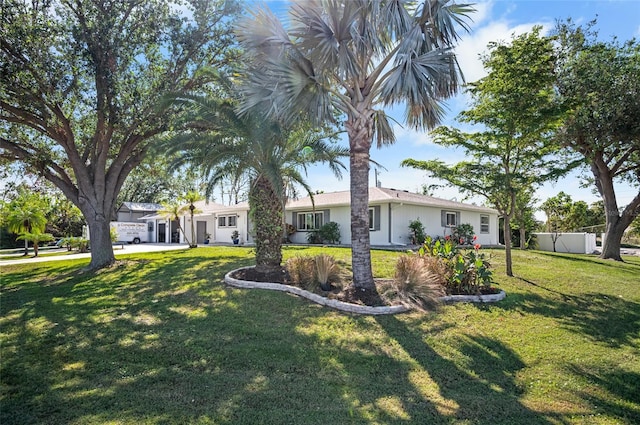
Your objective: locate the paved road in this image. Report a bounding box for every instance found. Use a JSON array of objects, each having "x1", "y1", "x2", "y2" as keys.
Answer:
[{"x1": 0, "y1": 243, "x2": 191, "y2": 266}]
